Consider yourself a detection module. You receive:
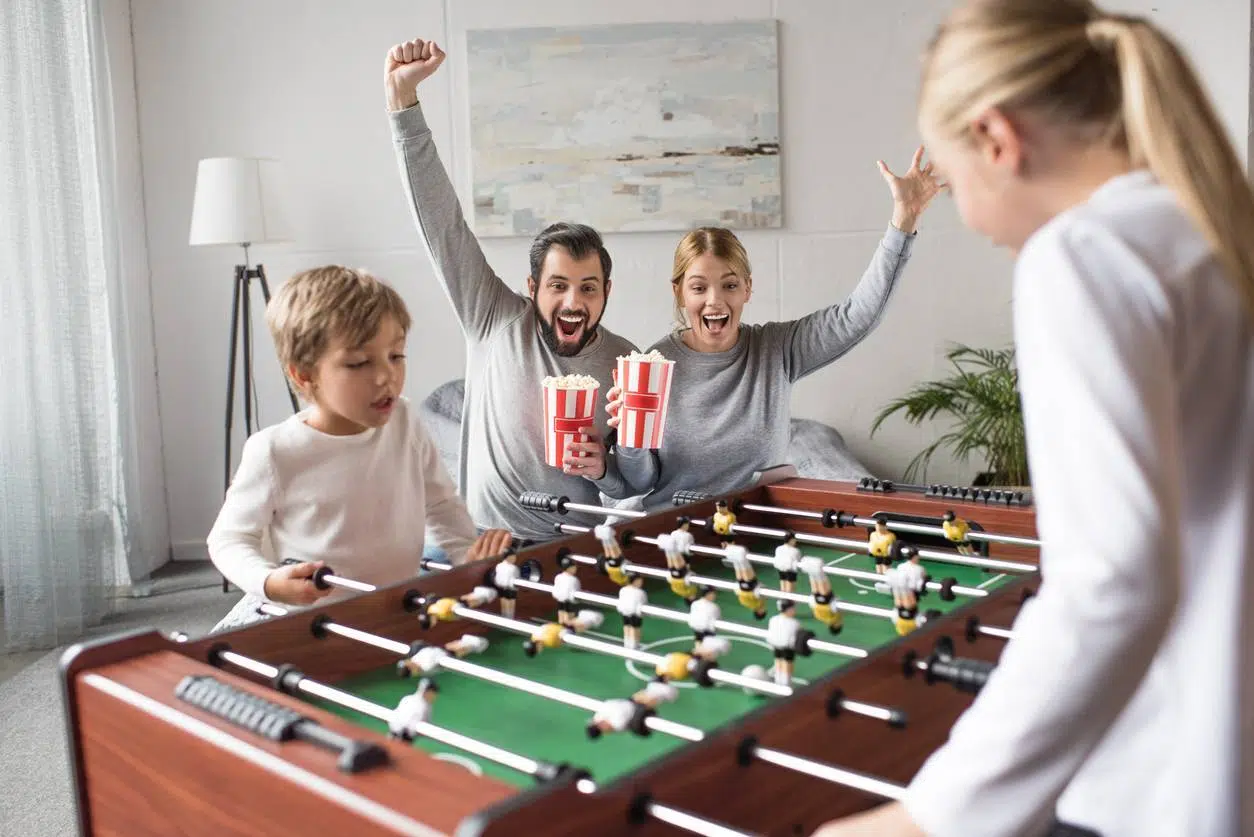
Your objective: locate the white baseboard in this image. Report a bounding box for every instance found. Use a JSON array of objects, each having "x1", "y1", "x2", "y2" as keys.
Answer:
[{"x1": 172, "y1": 541, "x2": 210, "y2": 562}]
